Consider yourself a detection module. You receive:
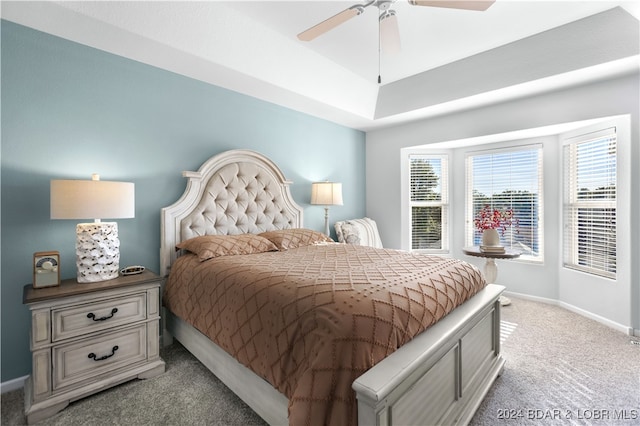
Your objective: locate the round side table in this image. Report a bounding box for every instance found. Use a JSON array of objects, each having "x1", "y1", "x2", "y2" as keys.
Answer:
[{"x1": 462, "y1": 246, "x2": 520, "y2": 306}]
